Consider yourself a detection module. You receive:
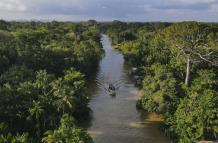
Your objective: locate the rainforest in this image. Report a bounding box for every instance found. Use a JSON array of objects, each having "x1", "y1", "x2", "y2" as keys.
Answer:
[{"x1": 0, "y1": 20, "x2": 217, "y2": 143}]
